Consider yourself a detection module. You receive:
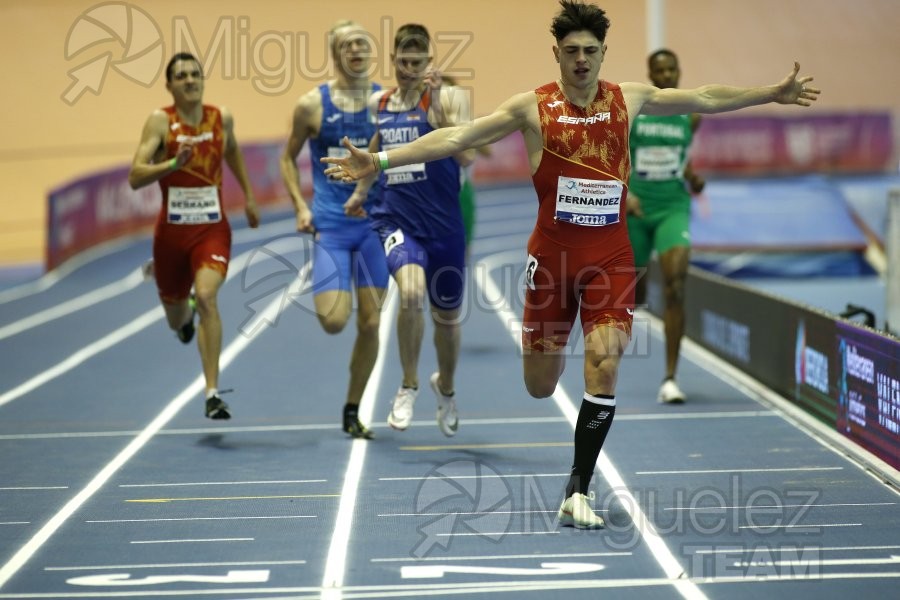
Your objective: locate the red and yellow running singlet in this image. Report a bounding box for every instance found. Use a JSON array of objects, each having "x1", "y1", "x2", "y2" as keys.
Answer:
[
  {"x1": 153, "y1": 105, "x2": 231, "y2": 303},
  {"x1": 532, "y1": 80, "x2": 631, "y2": 250},
  {"x1": 158, "y1": 105, "x2": 226, "y2": 225},
  {"x1": 522, "y1": 81, "x2": 635, "y2": 349}
]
